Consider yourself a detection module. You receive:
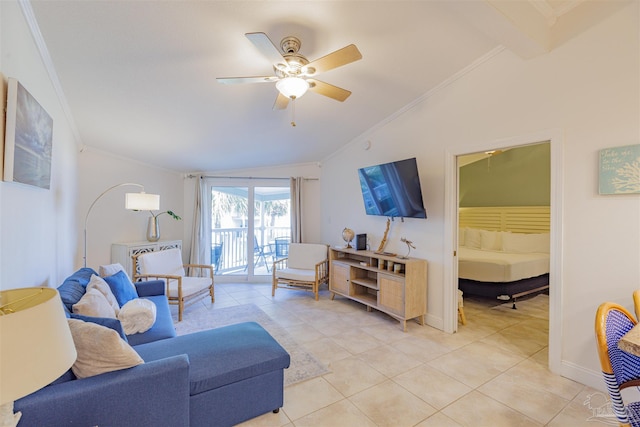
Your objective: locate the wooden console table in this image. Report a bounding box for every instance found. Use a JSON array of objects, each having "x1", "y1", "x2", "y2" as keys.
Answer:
[{"x1": 329, "y1": 247, "x2": 427, "y2": 331}]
